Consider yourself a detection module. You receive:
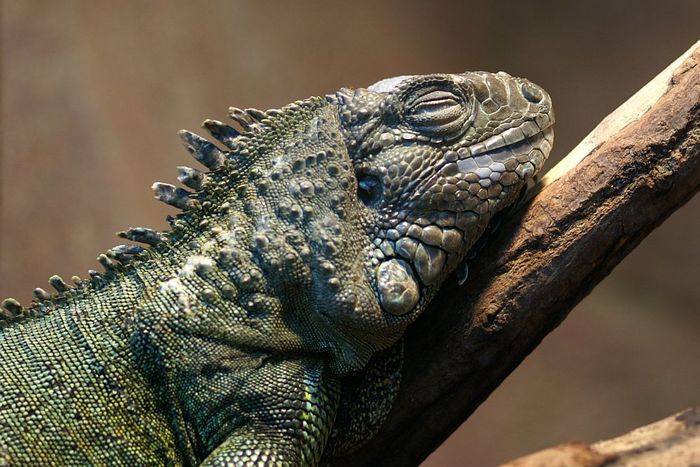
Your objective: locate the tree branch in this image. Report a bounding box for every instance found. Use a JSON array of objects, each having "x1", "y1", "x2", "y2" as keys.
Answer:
[
  {"x1": 334, "y1": 40, "x2": 700, "y2": 466},
  {"x1": 502, "y1": 407, "x2": 700, "y2": 466}
]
